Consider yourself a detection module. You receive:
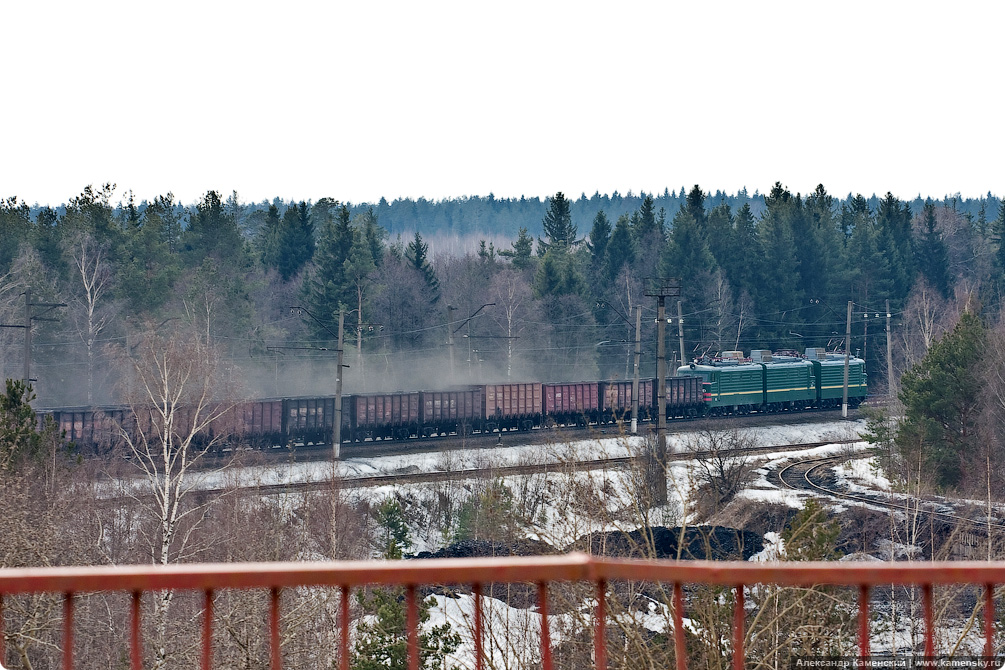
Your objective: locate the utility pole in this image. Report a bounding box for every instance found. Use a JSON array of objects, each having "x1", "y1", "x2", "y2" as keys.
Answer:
[
  {"x1": 645, "y1": 278, "x2": 680, "y2": 506},
  {"x1": 0, "y1": 289, "x2": 67, "y2": 385},
  {"x1": 334, "y1": 310, "x2": 345, "y2": 459},
  {"x1": 677, "y1": 300, "x2": 686, "y2": 366},
  {"x1": 631, "y1": 305, "x2": 641, "y2": 435},
  {"x1": 291, "y1": 305, "x2": 349, "y2": 460},
  {"x1": 23, "y1": 288, "x2": 30, "y2": 381},
  {"x1": 842, "y1": 300, "x2": 852, "y2": 418},
  {"x1": 886, "y1": 299, "x2": 894, "y2": 399}
]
